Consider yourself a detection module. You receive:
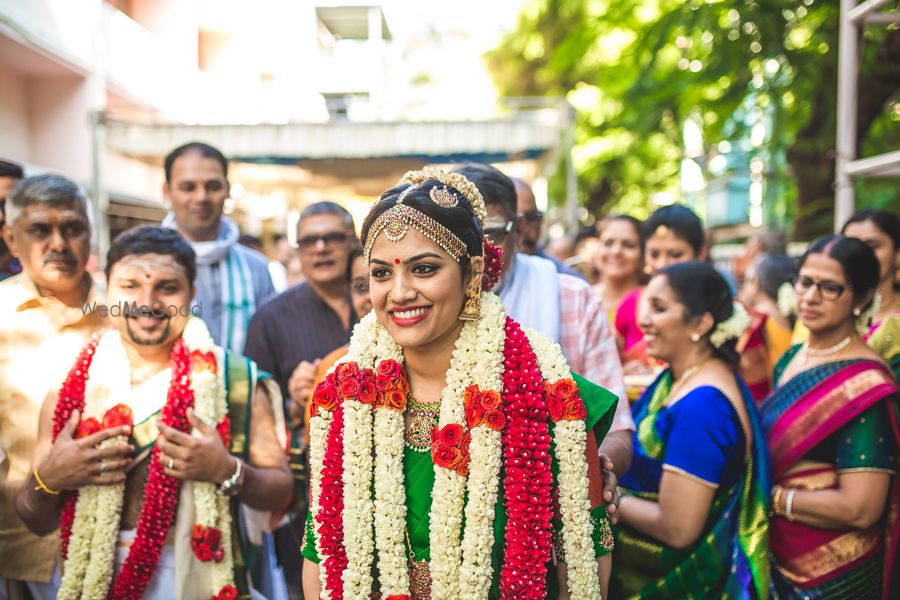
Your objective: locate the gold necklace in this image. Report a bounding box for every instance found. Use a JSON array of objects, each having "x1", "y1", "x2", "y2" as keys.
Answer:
[
  {"x1": 669, "y1": 357, "x2": 713, "y2": 401},
  {"x1": 405, "y1": 527, "x2": 432, "y2": 599},
  {"x1": 405, "y1": 394, "x2": 440, "y2": 453}
]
